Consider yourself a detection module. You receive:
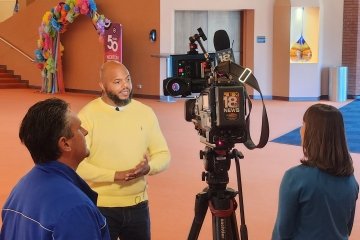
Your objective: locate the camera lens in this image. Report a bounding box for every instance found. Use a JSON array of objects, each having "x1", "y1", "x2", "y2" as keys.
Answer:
[
  {"x1": 171, "y1": 82, "x2": 180, "y2": 92},
  {"x1": 164, "y1": 77, "x2": 192, "y2": 97}
]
